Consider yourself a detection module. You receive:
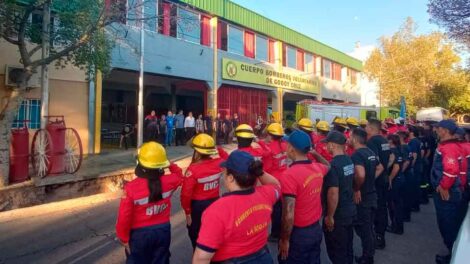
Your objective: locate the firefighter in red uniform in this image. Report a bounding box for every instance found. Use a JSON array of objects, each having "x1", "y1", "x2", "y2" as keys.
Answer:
[
  {"x1": 314, "y1": 121, "x2": 333, "y2": 162},
  {"x1": 345, "y1": 117, "x2": 359, "y2": 156},
  {"x1": 332, "y1": 117, "x2": 348, "y2": 134},
  {"x1": 181, "y1": 133, "x2": 229, "y2": 250},
  {"x1": 116, "y1": 142, "x2": 183, "y2": 264},
  {"x1": 385, "y1": 118, "x2": 399, "y2": 135},
  {"x1": 359, "y1": 119, "x2": 368, "y2": 129},
  {"x1": 192, "y1": 150, "x2": 281, "y2": 264},
  {"x1": 278, "y1": 130, "x2": 329, "y2": 264},
  {"x1": 431, "y1": 120, "x2": 466, "y2": 264},
  {"x1": 258, "y1": 123, "x2": 288, "y2": 241},
  {"x1": 297, "y1": 118, "x2": 316, "y2": 144},
  {"x1": 235, "y1": 124, "x2": 270, "y2": 164}
]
